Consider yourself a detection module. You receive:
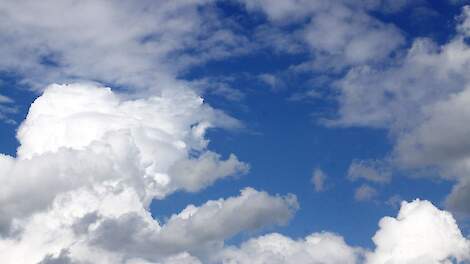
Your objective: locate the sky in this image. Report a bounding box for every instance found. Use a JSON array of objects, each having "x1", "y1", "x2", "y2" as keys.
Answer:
[{"x1": 1, "y1": 0, "x2": 470, "y2": 263}]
